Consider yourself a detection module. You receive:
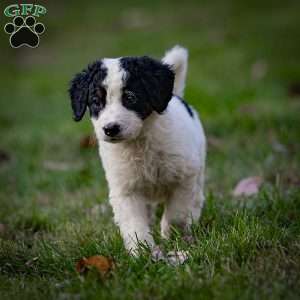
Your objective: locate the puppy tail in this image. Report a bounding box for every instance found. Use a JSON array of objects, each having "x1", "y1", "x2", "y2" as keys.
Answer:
[{"x1": 162, "y1": 45, "x2": 188, "y2": 98}]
